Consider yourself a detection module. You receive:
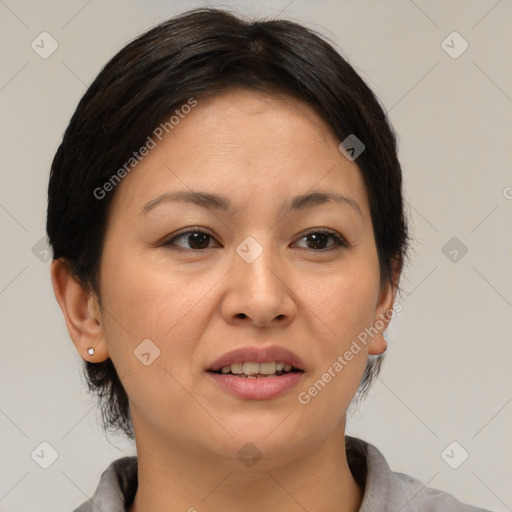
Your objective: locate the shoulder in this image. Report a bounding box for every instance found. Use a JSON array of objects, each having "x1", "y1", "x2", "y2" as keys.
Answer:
[
  {"x1": 72, "y1": 456, "x2": 138, "y2": 512},
  {"x1": 346, "y1": 436, "x2": 493, "y2": 512},
  {"x1": 382, "y1": 469, "x2": 492, "y2": 512}
]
